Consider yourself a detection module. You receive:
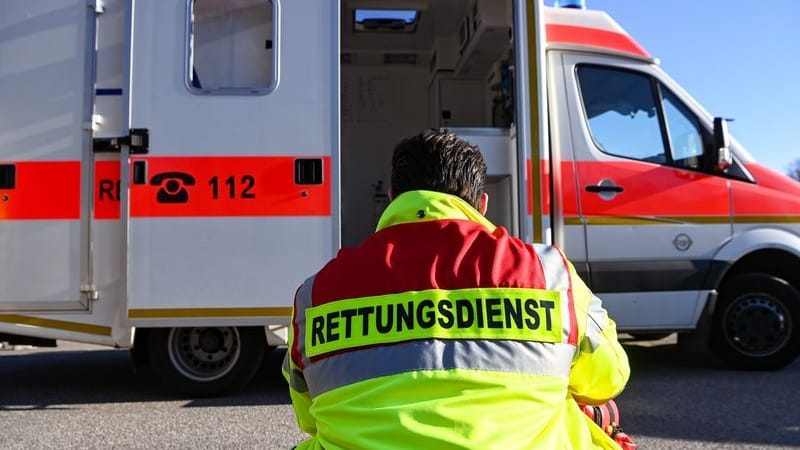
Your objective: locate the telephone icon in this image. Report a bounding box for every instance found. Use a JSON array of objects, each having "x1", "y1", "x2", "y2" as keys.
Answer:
[{"x1": 150, "y1": 171, "x2": 196, "y2": 204}]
